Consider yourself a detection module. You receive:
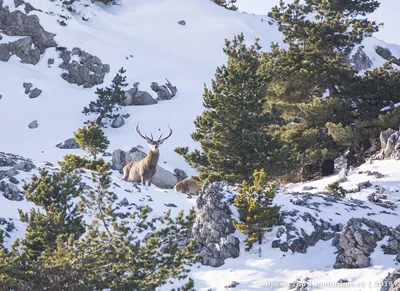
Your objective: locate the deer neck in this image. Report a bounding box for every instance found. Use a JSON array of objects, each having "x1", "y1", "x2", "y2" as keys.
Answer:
[{"x1": 145, "y1": 148, "x2": 159, "y2": 168}]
